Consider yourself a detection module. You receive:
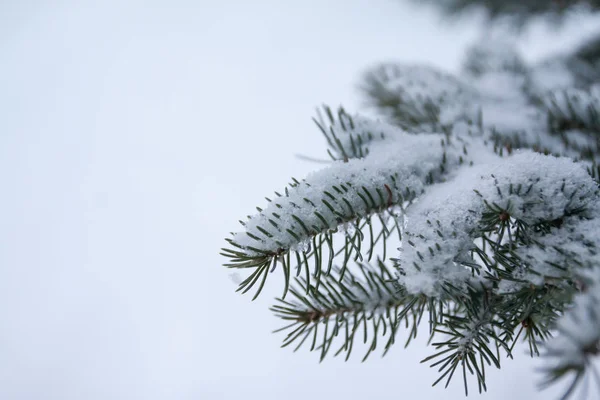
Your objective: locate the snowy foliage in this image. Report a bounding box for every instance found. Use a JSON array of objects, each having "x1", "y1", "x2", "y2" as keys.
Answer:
[
  {"x1": 222, "y1": 39, "x2": 600, "y2": 397},
  {"x1": 399, "y1": 152, "x2": 599, "y2": 297},
  {"x1": 541, "y1": 257, "x2": 600, "y2": 398}
]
